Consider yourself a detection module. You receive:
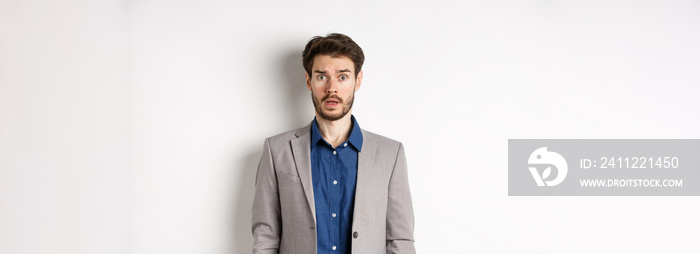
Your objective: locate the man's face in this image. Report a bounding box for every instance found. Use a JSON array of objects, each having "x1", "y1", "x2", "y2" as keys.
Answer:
[{"x1": 306, "y1": 55, "x2": 362, "y2": 121}]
